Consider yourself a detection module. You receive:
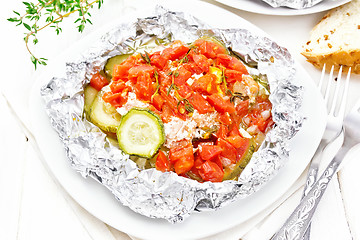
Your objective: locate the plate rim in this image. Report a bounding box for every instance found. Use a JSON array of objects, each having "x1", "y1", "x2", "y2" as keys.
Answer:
[{"x1": 212, "y1": 0, "x2": 351, "y2": 16}]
